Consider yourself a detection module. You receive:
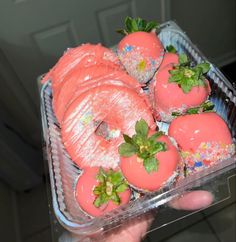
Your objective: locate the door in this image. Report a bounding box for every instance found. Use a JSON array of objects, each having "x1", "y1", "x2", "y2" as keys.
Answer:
[{"x1": 0, "y1": 0, "x2": 168, "y2": 190}]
